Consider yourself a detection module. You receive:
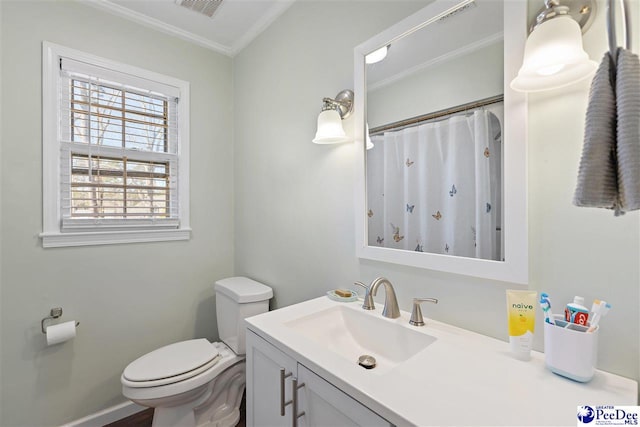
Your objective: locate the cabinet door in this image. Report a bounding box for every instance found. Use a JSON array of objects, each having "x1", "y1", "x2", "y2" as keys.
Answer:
[
  {"x1": 297, "y1": 364, "x2": 392, "y2": 427},
  {"x1": 246, "y1": 330, "x2": 298, "y2": 427}
]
